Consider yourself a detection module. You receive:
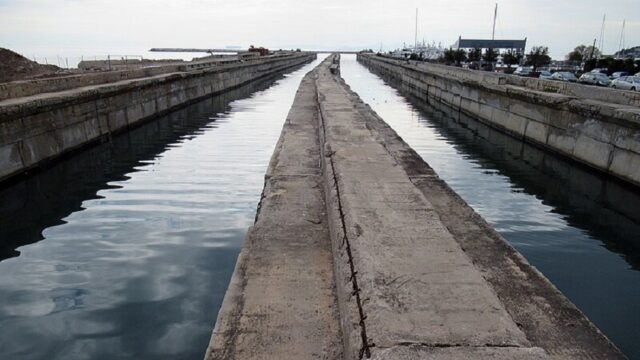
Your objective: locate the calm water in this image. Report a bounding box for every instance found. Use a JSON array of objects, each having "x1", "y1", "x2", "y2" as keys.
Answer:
[
  {"x1": 0, "y1": 56, "x2": 325, "y2": 360},
  {"x1": 340, "y1": 54, "x2": 640, "y2": 359},
  {"x1": 1, "y1": 55, "x2": 639, "y2": 360}
]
